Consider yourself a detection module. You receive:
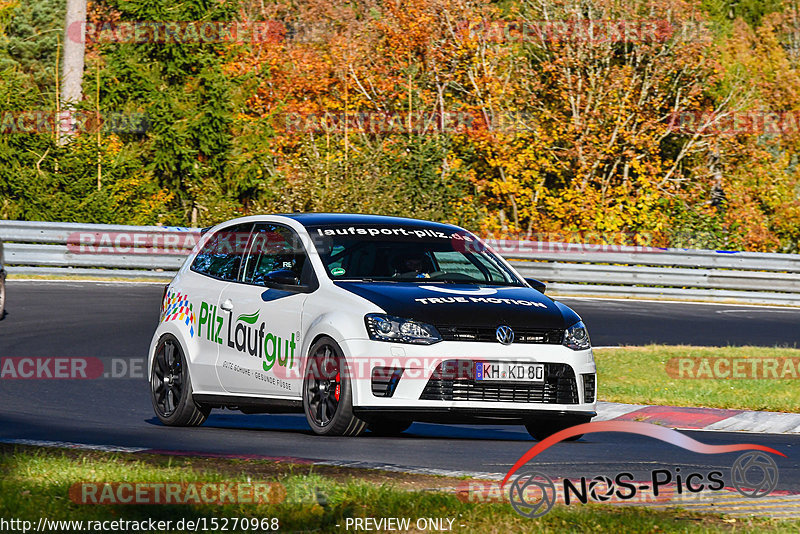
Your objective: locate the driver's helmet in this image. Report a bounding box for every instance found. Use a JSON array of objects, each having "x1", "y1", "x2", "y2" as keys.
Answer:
[{"x1": 392, "y1": 251, "x2": 434, "y2": 277}]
